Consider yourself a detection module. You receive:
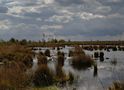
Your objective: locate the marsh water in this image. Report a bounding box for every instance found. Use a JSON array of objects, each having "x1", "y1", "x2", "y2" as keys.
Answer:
[{"x1": 32, "y1": 46, "x2": 124, "y2": 90}]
